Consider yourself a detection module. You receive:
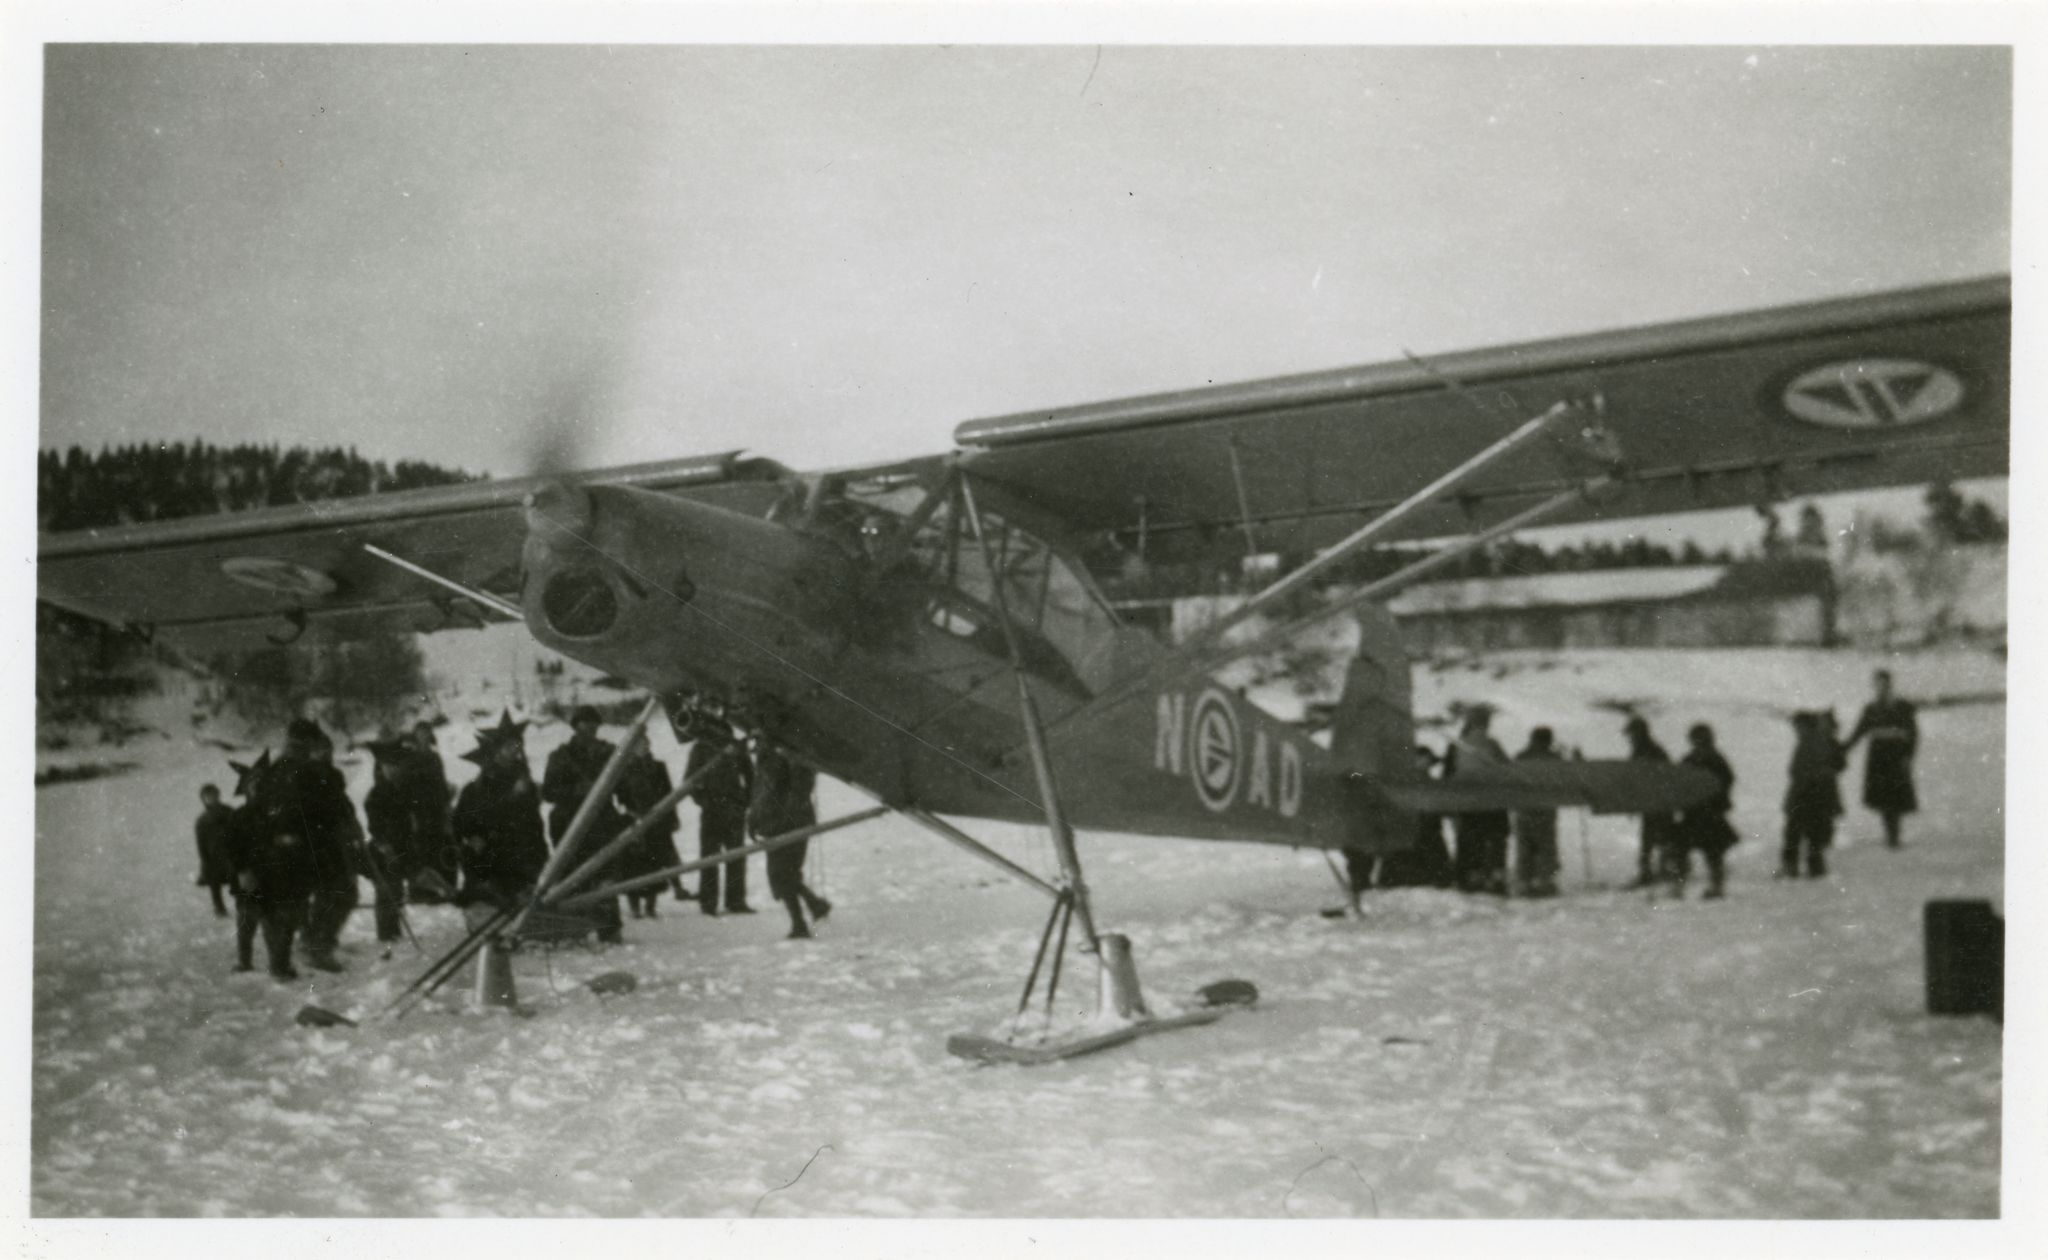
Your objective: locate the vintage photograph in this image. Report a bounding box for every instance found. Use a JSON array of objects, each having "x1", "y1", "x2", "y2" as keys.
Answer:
[{"x1": 28, "y1": 37, "x2": 2013, "y2": 1221}]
